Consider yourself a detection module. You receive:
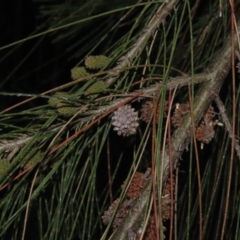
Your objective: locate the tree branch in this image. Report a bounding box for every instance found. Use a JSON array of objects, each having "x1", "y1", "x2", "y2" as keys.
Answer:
[
  {"x1": 105, "y1": 0, "x2": 180, "y2": 85},
  {"x1": 110, "y1": 16, "x2": 240, "y2": 240},
  {"x1": 214, "y1": 96, "x2": 240, "y2": 159},
  {"x1": 82, "y1": 73, "x2": 208, "y2": 120},
  {"x1": 109, "y1": 180, "x2": 152, "y2": 240},
  {"x1": 164, "y1": 20, "x2": 238, "y2": 180}
]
